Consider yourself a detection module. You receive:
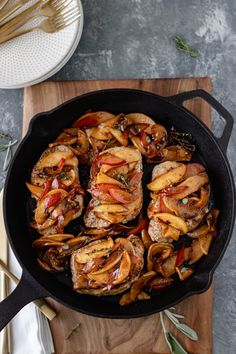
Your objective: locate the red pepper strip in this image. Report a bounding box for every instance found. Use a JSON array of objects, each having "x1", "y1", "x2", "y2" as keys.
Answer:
[
  {"x1": 140, "y1": 131, "x2": 148, "y2": 148},
  {"x1": 39, "y1": 179, "x2": 52, "y2": 201},
  {"x1": 127, "y1": 218, "x2": 149, "y2": 236},
  {"x1": 45, "y1": 158, "x2": 66, "y2": 175},
  {"x1": 45, "y1": 192, "x2": 62, "y2": 208},
  {"x1": 73, "y1": 116, "x2": 98, "y2": 127},
  {"x1": 211, "y1": 229, "x2": 217, "y2": 237},
  {"x1": 175, "y1": 244, "x2": 186, "y2": 267}
]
